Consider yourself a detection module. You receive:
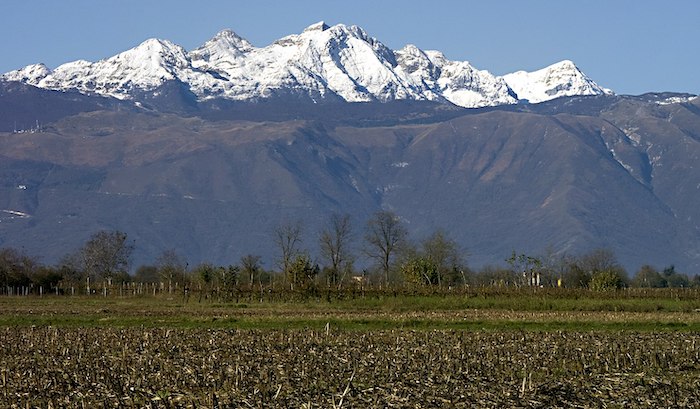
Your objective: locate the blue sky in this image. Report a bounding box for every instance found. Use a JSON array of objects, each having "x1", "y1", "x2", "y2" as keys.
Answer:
[{"x1": 2, "y1": 0, "x2": 698, "y2": 95}]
